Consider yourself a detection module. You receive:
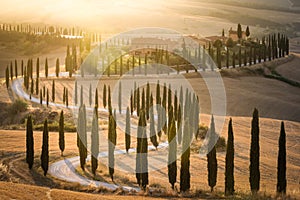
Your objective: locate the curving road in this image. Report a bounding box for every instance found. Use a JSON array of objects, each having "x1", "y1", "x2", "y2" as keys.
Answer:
[
  {"x1": 48, "y1": 142, "x2": 168, "y2": 192},
  {"x1": 10, "y1": 73, "x2": 170, "y2": 192}
]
